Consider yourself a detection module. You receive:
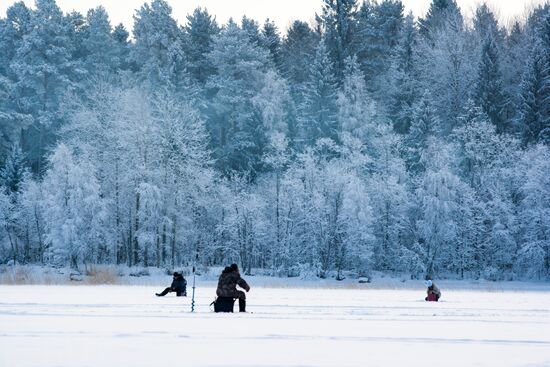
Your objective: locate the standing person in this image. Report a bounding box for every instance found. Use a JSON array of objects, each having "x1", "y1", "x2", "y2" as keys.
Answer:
[
  {"x1": 216, "y1": 264, "x2": 250, "y2": 312},
  {"x1": 425, "y1": 279, "x2": 441, "y2": 302},
  {"x1": 156, "y1": 272, "x2": 187, "y2": 297}
]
